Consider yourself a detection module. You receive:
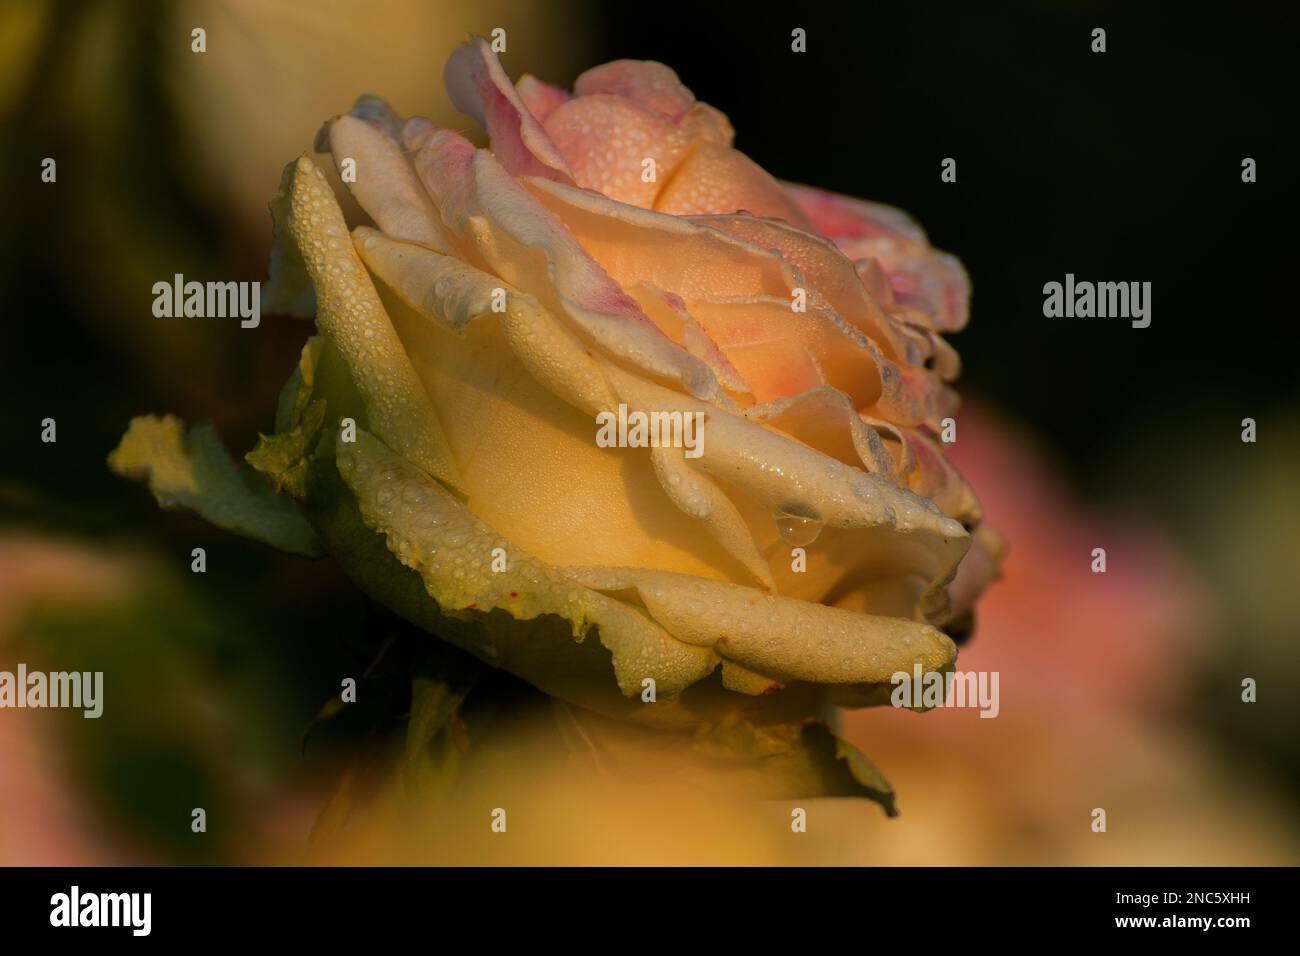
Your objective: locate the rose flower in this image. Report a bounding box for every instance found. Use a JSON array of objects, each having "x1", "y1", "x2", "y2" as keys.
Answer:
[{"x1": 111, "y1": 38, "x2": 1000, "y2": 804}]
